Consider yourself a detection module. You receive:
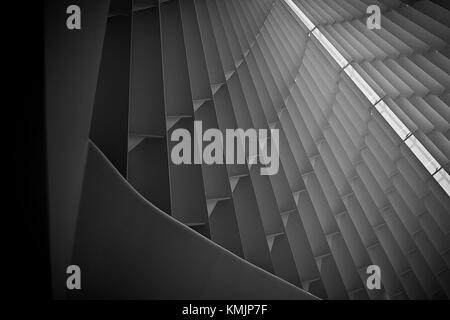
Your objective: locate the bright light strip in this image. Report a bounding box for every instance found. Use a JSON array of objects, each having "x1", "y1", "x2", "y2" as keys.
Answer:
[
  {"x1": 284, "y1": 0, "x2": 450, "y2": 197},
  {"x1": 434, "y1": 169, "x2": 450, "y2": 195},
  {"x1": 374, "y1": 101, "x2": 411, "y2": 140},
  {"x1": 344, "y1": 65, "x2": 381, "y2": 105},
  {"x1": 284, "y1": 0, "x2": 316, "y2": 31},
  {"x1": 404, "y1": 135, "x2": 441, "y2": 175},
  {"x1": 312, "y1": 29, "x2": 349, "y2": 68}
]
